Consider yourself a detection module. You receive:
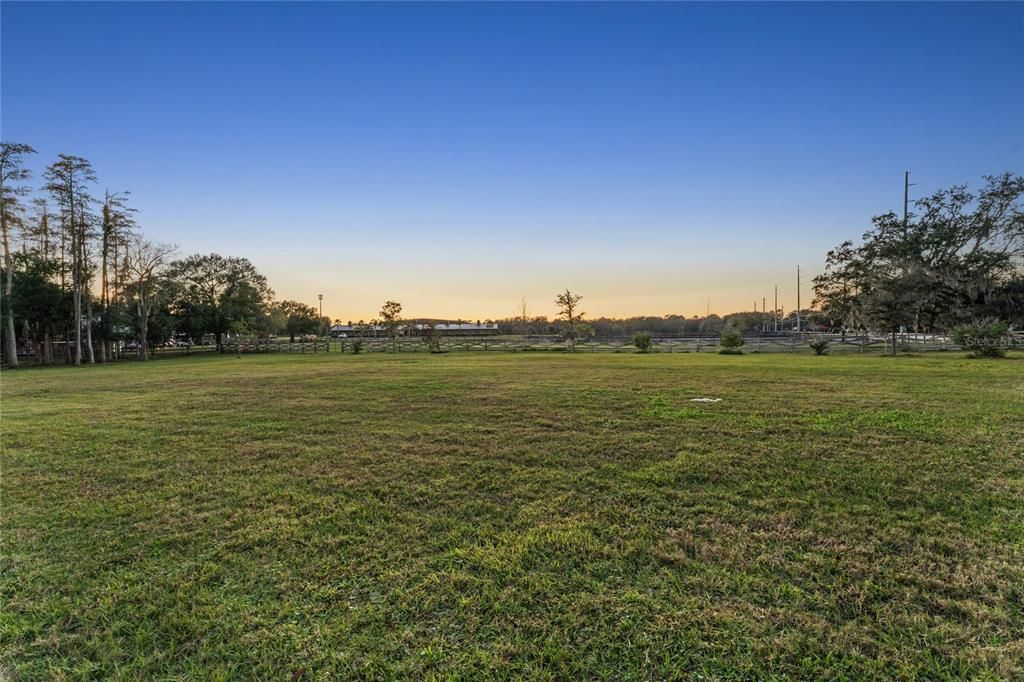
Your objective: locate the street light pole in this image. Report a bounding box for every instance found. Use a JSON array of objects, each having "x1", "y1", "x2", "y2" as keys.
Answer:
[{"x1": 796, "y1": 265, "x2": 801, "y2": 333}]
